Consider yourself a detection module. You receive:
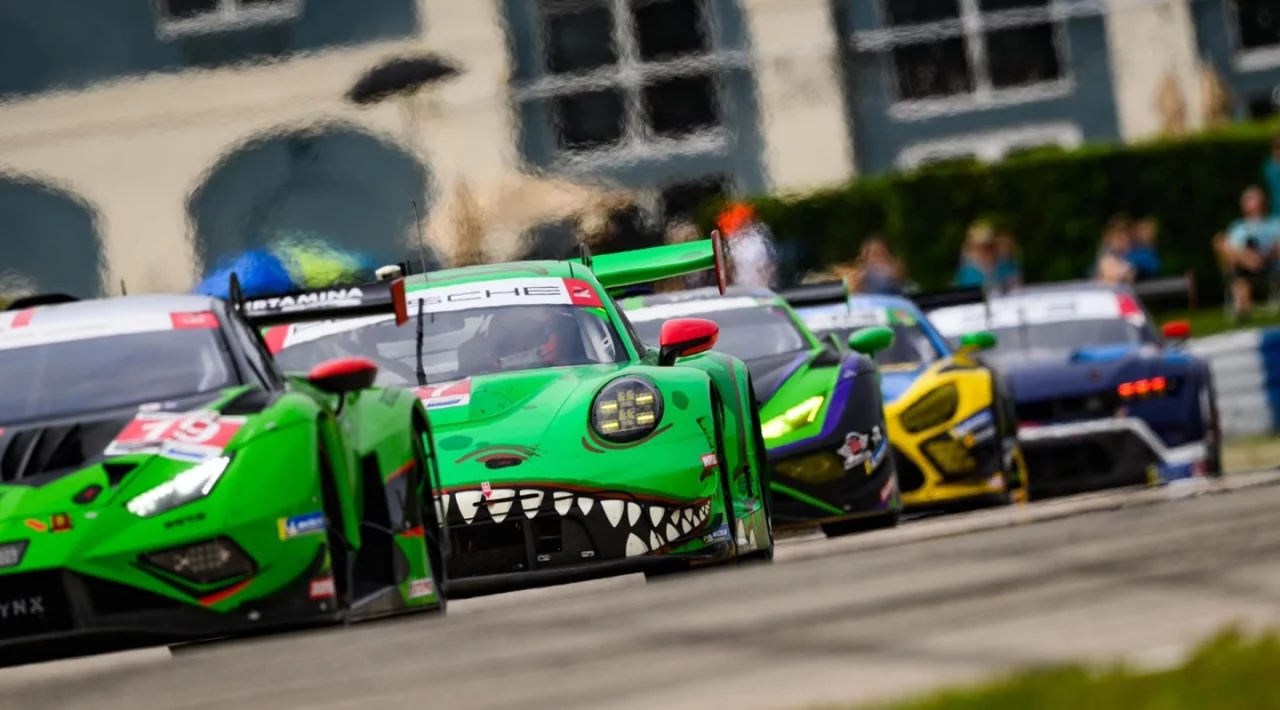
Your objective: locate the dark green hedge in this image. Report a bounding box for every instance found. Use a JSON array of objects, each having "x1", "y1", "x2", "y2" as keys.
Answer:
[{"x1": 710, "y1": 122, "x2": 1280, "y2": 305}]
